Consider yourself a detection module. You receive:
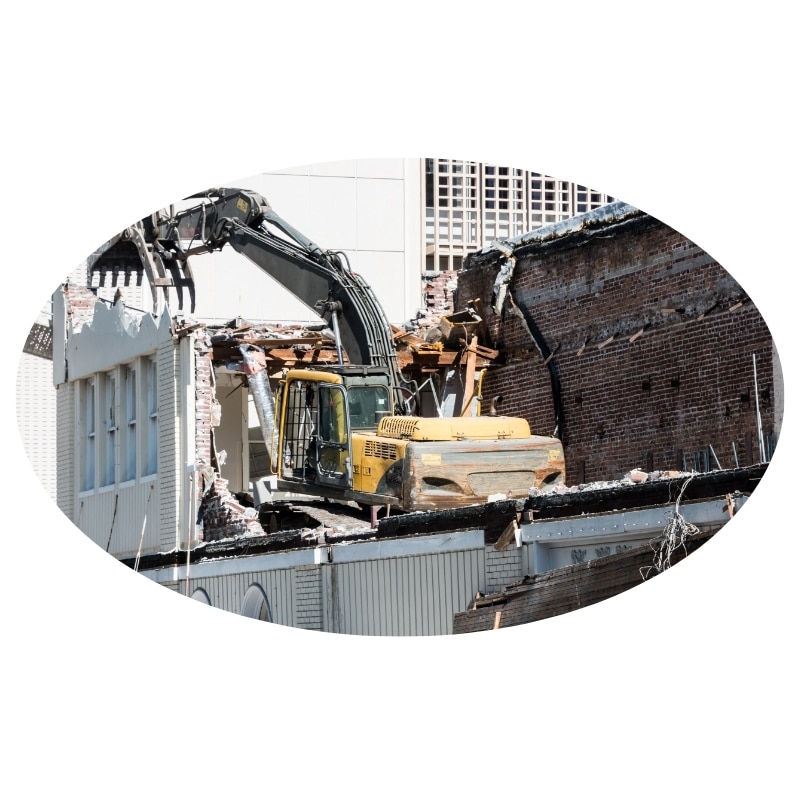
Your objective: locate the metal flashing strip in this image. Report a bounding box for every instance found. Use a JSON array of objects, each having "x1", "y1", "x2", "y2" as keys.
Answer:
[
  {"x1": 143, "y1": 528, "x2": 485, "y2": 583},
  {"x1": 519, "y1": 495, "x2": 747, "y2": 547},
  {"x1": 329, "y1": 528, "x2": 484, "y2": 563}
]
